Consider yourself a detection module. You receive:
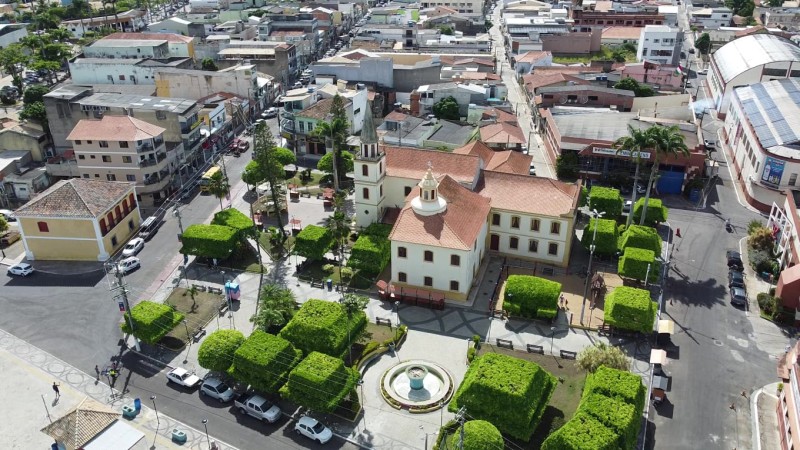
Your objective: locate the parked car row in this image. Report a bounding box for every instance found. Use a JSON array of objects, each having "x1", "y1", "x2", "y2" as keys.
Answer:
[
  {"x1": 165, "y1": 367, "x2": 334, "y2": 444},
  {"x1": 726, "y1": 250, "x2": 747, "y2": 307}
]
